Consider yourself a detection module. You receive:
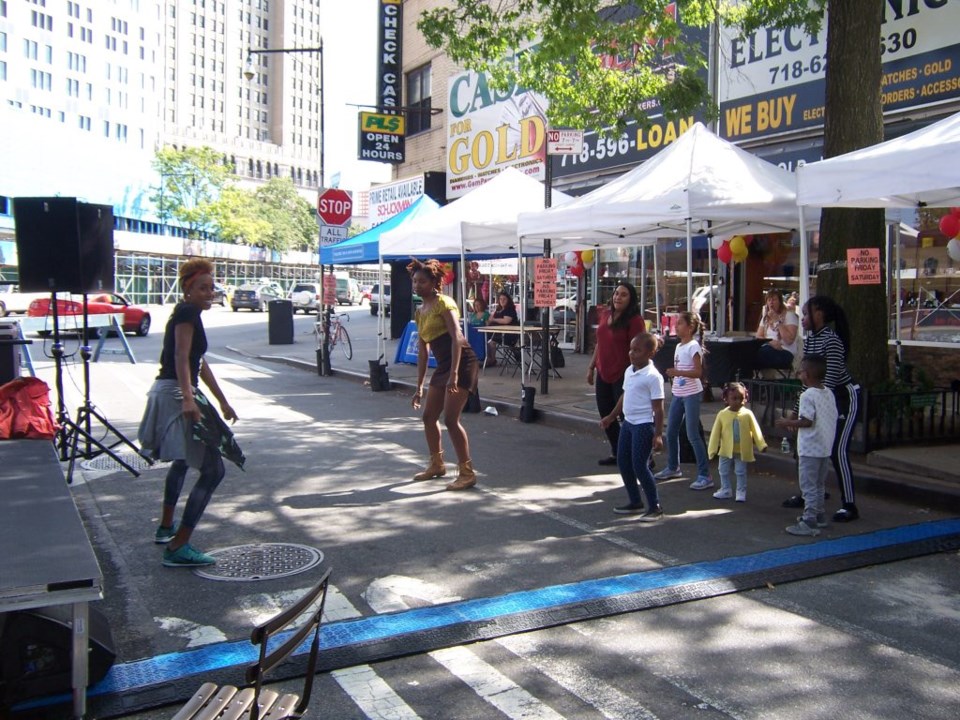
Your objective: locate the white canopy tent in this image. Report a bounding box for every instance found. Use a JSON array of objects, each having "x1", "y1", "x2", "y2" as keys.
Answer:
[
  {"x1": 797, "y1": 110, "x2": 960, "y2": 353},
  {"x1": 517, "y1": 122, "x2": 810, "y2": 310},
  {"x1": 380, "y1": 166, "x2": 572, "y2": 384}
]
